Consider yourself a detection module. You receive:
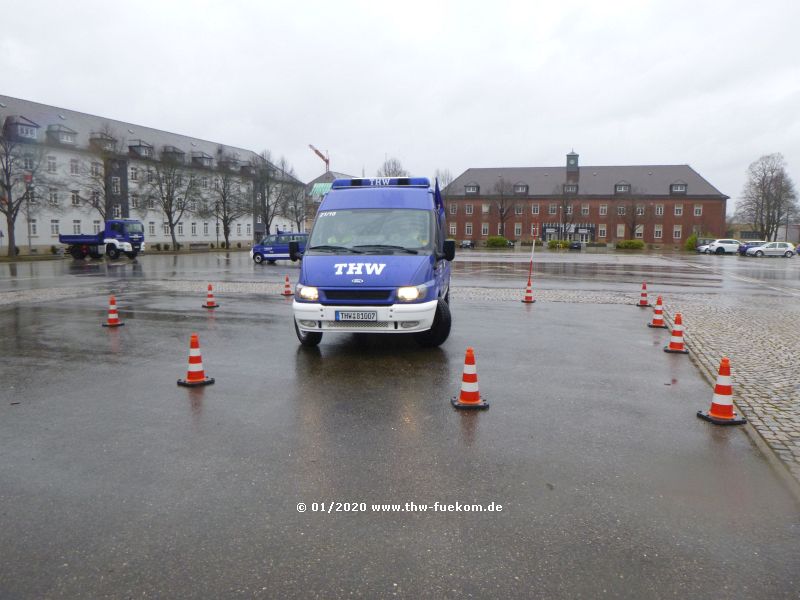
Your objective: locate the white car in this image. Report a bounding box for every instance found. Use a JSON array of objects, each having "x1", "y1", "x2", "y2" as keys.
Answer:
[
  {"x1": 705, "y1": 239, "x2": 741, "y2": 254},
  {"x1": 745, "y1": 241, "x2": 796, "y2": 257}
]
